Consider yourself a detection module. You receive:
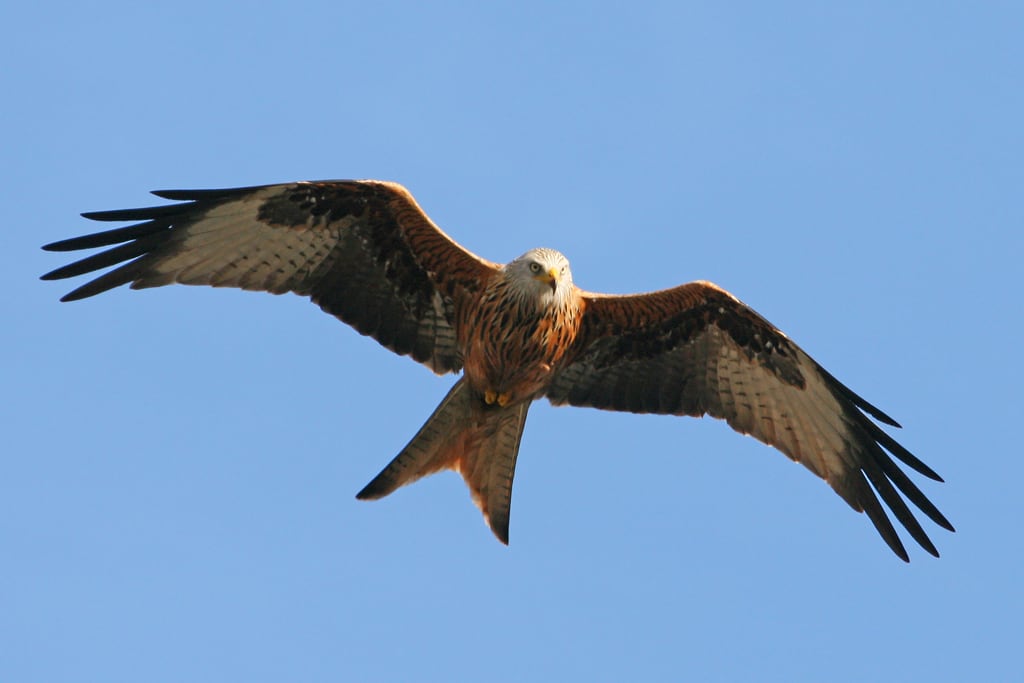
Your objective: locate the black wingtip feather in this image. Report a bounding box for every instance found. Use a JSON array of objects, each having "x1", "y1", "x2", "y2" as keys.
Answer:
[
  {"x1": 819, "y1": 366, "x2": 903, "y2": 428},
  {"x1": 151, "y1": 185, "x2": 269, "y2": 201},
  {"x1": 80, "y1": 203, "x2": 190, "y2": 222},
  {"x1": 866, "y1": 440, "x2": 955, "y2": 533},
  {"x1": 861, "y1": 462, "x2": 940, "y2": 558},
  {"x1": 864, "y1": 420, "x2": 944, "y2": 482},
  {"x1": 40, "y1": 234, "x2": 166, "y2": 282},
  {"x1": 856, "y1": 481, "x2": 911, "y2": 562},
  {"x1": 42, "y1": 221, "x2": 170, "y2": 253},
  {"x1": 55, "y1": 269, "x2": 136, "y2": 302},
  {"x1": 59, "y1": 289, "x2": 92, "y2": 303}
]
